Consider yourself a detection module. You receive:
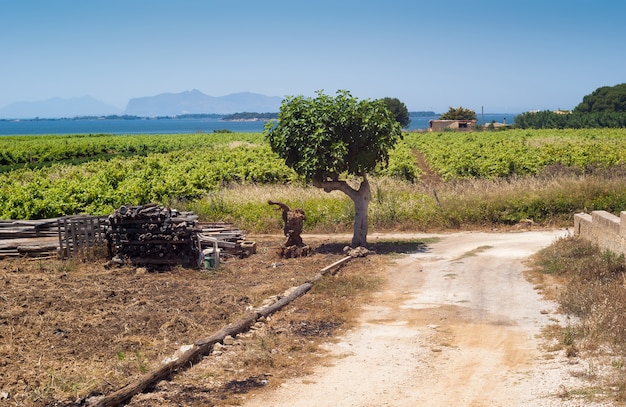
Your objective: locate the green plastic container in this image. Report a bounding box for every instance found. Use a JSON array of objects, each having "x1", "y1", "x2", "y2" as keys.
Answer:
[{"x1": 203, "y1": 256, "x2": 215, "y2": 269}]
